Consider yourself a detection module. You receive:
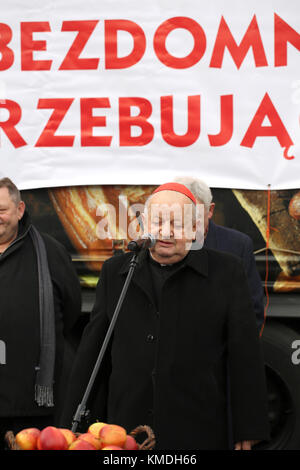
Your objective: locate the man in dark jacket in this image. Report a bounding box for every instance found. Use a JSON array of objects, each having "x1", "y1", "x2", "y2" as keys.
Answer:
[
  {"x1": 0, "y1": 178, "x2": 81, "y2": 448},
  {"x1": 173, "y1": 176, "x2": 264, "y2": 333},
  {"x1": 205, "y1": 221, "x2": 264, "y2": 332},
  {"x1": 61, "y1": 182, "x2": 270, "y2": 450}
]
